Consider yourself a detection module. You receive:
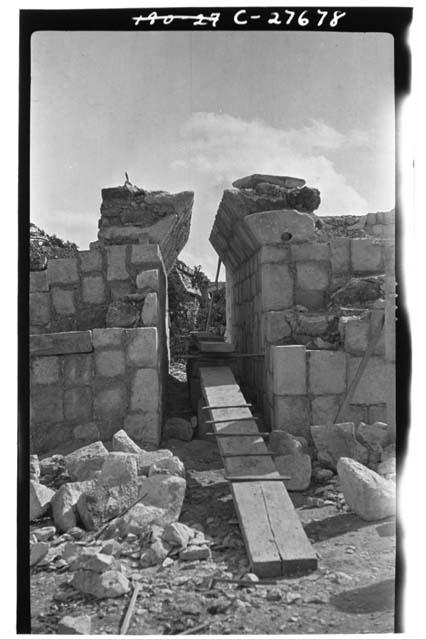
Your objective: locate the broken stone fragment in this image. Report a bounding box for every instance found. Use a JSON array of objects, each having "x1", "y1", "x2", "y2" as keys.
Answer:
[
  {"x1": 140, "y1": 539, "x2": 171, "y2": 568},
  {"x1": 134, "y1": 449, "x2": 173, "y2": 475},
  {"x1": 30, "y1": 455, "x2": 40, "y2": 481},
  {"x1": 99, "y1": 452, "x2": 138, "y2": 487},
  {"x1": 232, "y1": 174, "x2": 306, "y2": 190},
  {"x1": 312, "y1": 467, "x2": 335, "y2": 483},
  {"x1": 71, "y1": 549, "x2": 118, "y2": 573},
  {"x1": 65, "y1": 441, "x2": 109, "y2": 481},
  {"x1": 71, "y1": 569, "x2": 130, "y2": 599},
  {"x1": 76, "y1": 476, "x2": 138, "y2": 531},
  {"x1": 138, "y1": 474, "x2": 186, "y2": 521},
  {"x1": 101, "y1": 539, "x2": 122, "y2": 556},
  {"x1": 162, "y1": 522, "x2": 194, "y2": 549},
  {"x1": 119, "y1": 504, "x2": 174, "y2": 537},
  {"x1": 163, "y1": 417, "x2": 194, "y2": 442},
  {"x1": 179, "y1": 544, "x2": 211, "y2": 561},
  {"x1": 30, "y1": 541, "x2": 50, "y2": 567},
  {"x1": 57, "y1": 614, "x2": 92, "y2": 635},
  {"x1": 269, "y1": 430, "x2": 303, "y2": 456},
  {"x1": 337, "y1": 457, "x2": 396, "y2": 521},
  {"x1": 330, "y1": 276, "x2": 385, "y2": 307},
  {"x1": 33, "y1": 526, "x2": 56, "y2": 542},
  {"x1": 111, "y1": 430, "x2": 141, "y2": 454},
  {"x1": 310, "y1": 423, "x2": 369, "y2": 471},
  {"x1": 51, "y1": 481, "x2": 95, "y2": 532},
  {"x1": 274, "y1": 452, "x2": 312, "y2": 491},
  {"x1": 106, "y1": 300, "x2": 141, "y2": 328},
  {"x1": 39, "y1": 454, "x2": 66, "y2": 480},
  {"x1": 356, "y1": 422, "x2": 389, "y2": 450},
  {"x1": 148, "y1": 456, "x2": 185, "y2": 479},
  {"x1": 30, "y1": 481, "x2": 55, "y2": 521}
]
